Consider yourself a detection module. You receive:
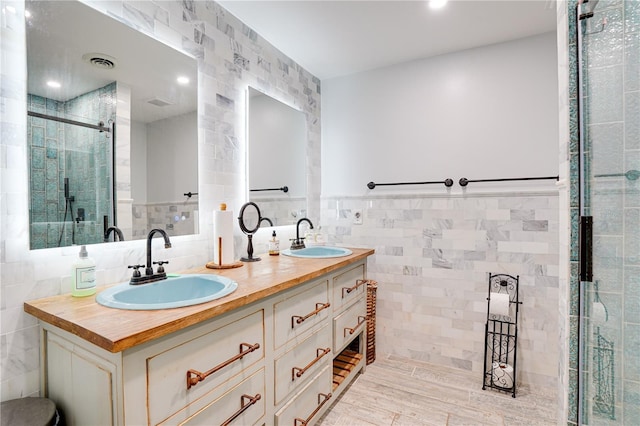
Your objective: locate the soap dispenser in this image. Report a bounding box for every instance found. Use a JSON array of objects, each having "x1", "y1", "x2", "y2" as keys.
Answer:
[
  {"x1": 71, "y1": 245, "x2": 96, "y2": 297},
  {"x1": 268, "y1": 230, "x2": 280, "y2": 256}
]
